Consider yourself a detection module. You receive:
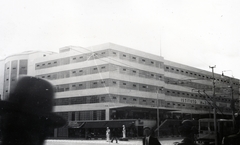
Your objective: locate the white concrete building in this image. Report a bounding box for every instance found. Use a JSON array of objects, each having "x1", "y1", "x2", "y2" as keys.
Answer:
[{"x1": 0, "y1": 43, "x2": 239, "y2": 138}]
